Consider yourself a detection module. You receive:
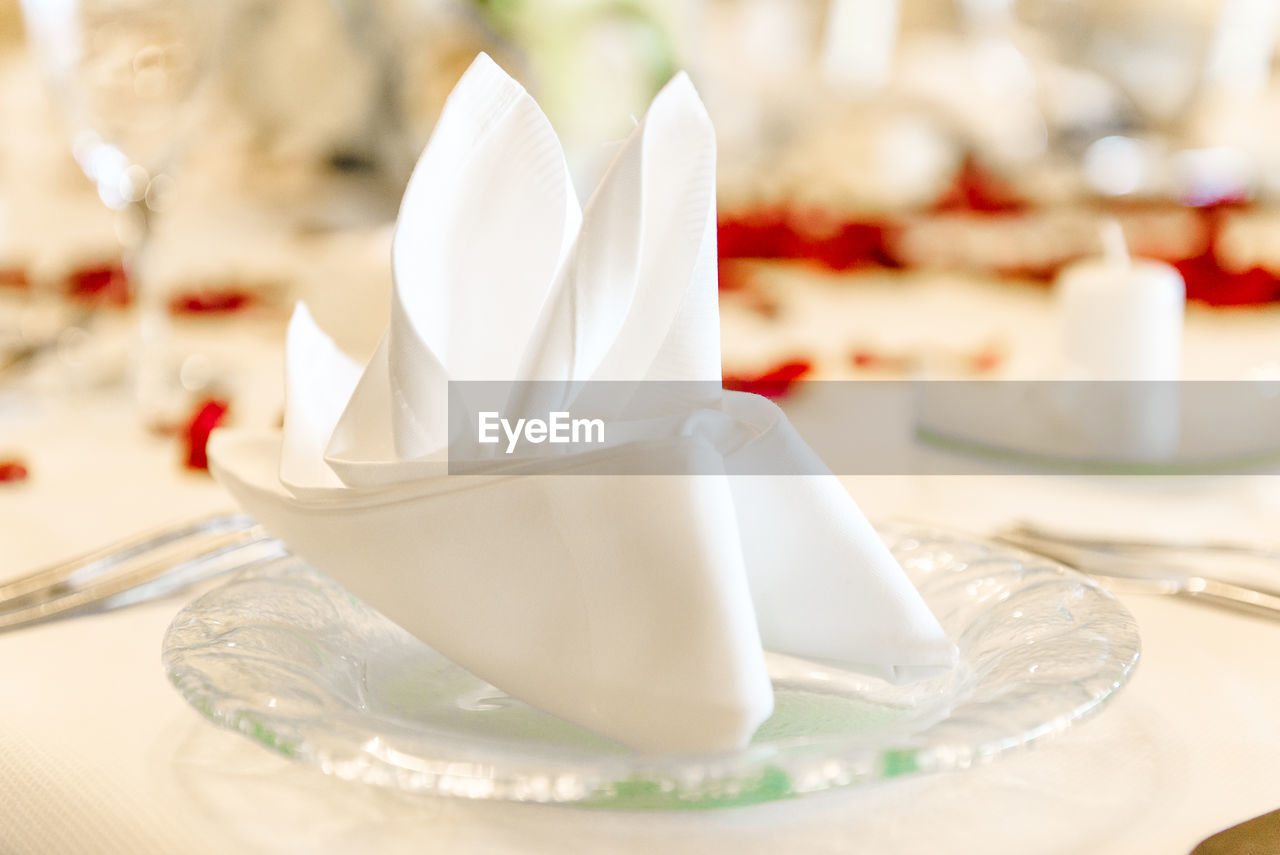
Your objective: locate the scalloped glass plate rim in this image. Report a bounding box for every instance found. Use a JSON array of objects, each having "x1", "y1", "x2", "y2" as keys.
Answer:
[{"x1": 162, "y1": 523, "x2": 1141, "y2": 810}]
